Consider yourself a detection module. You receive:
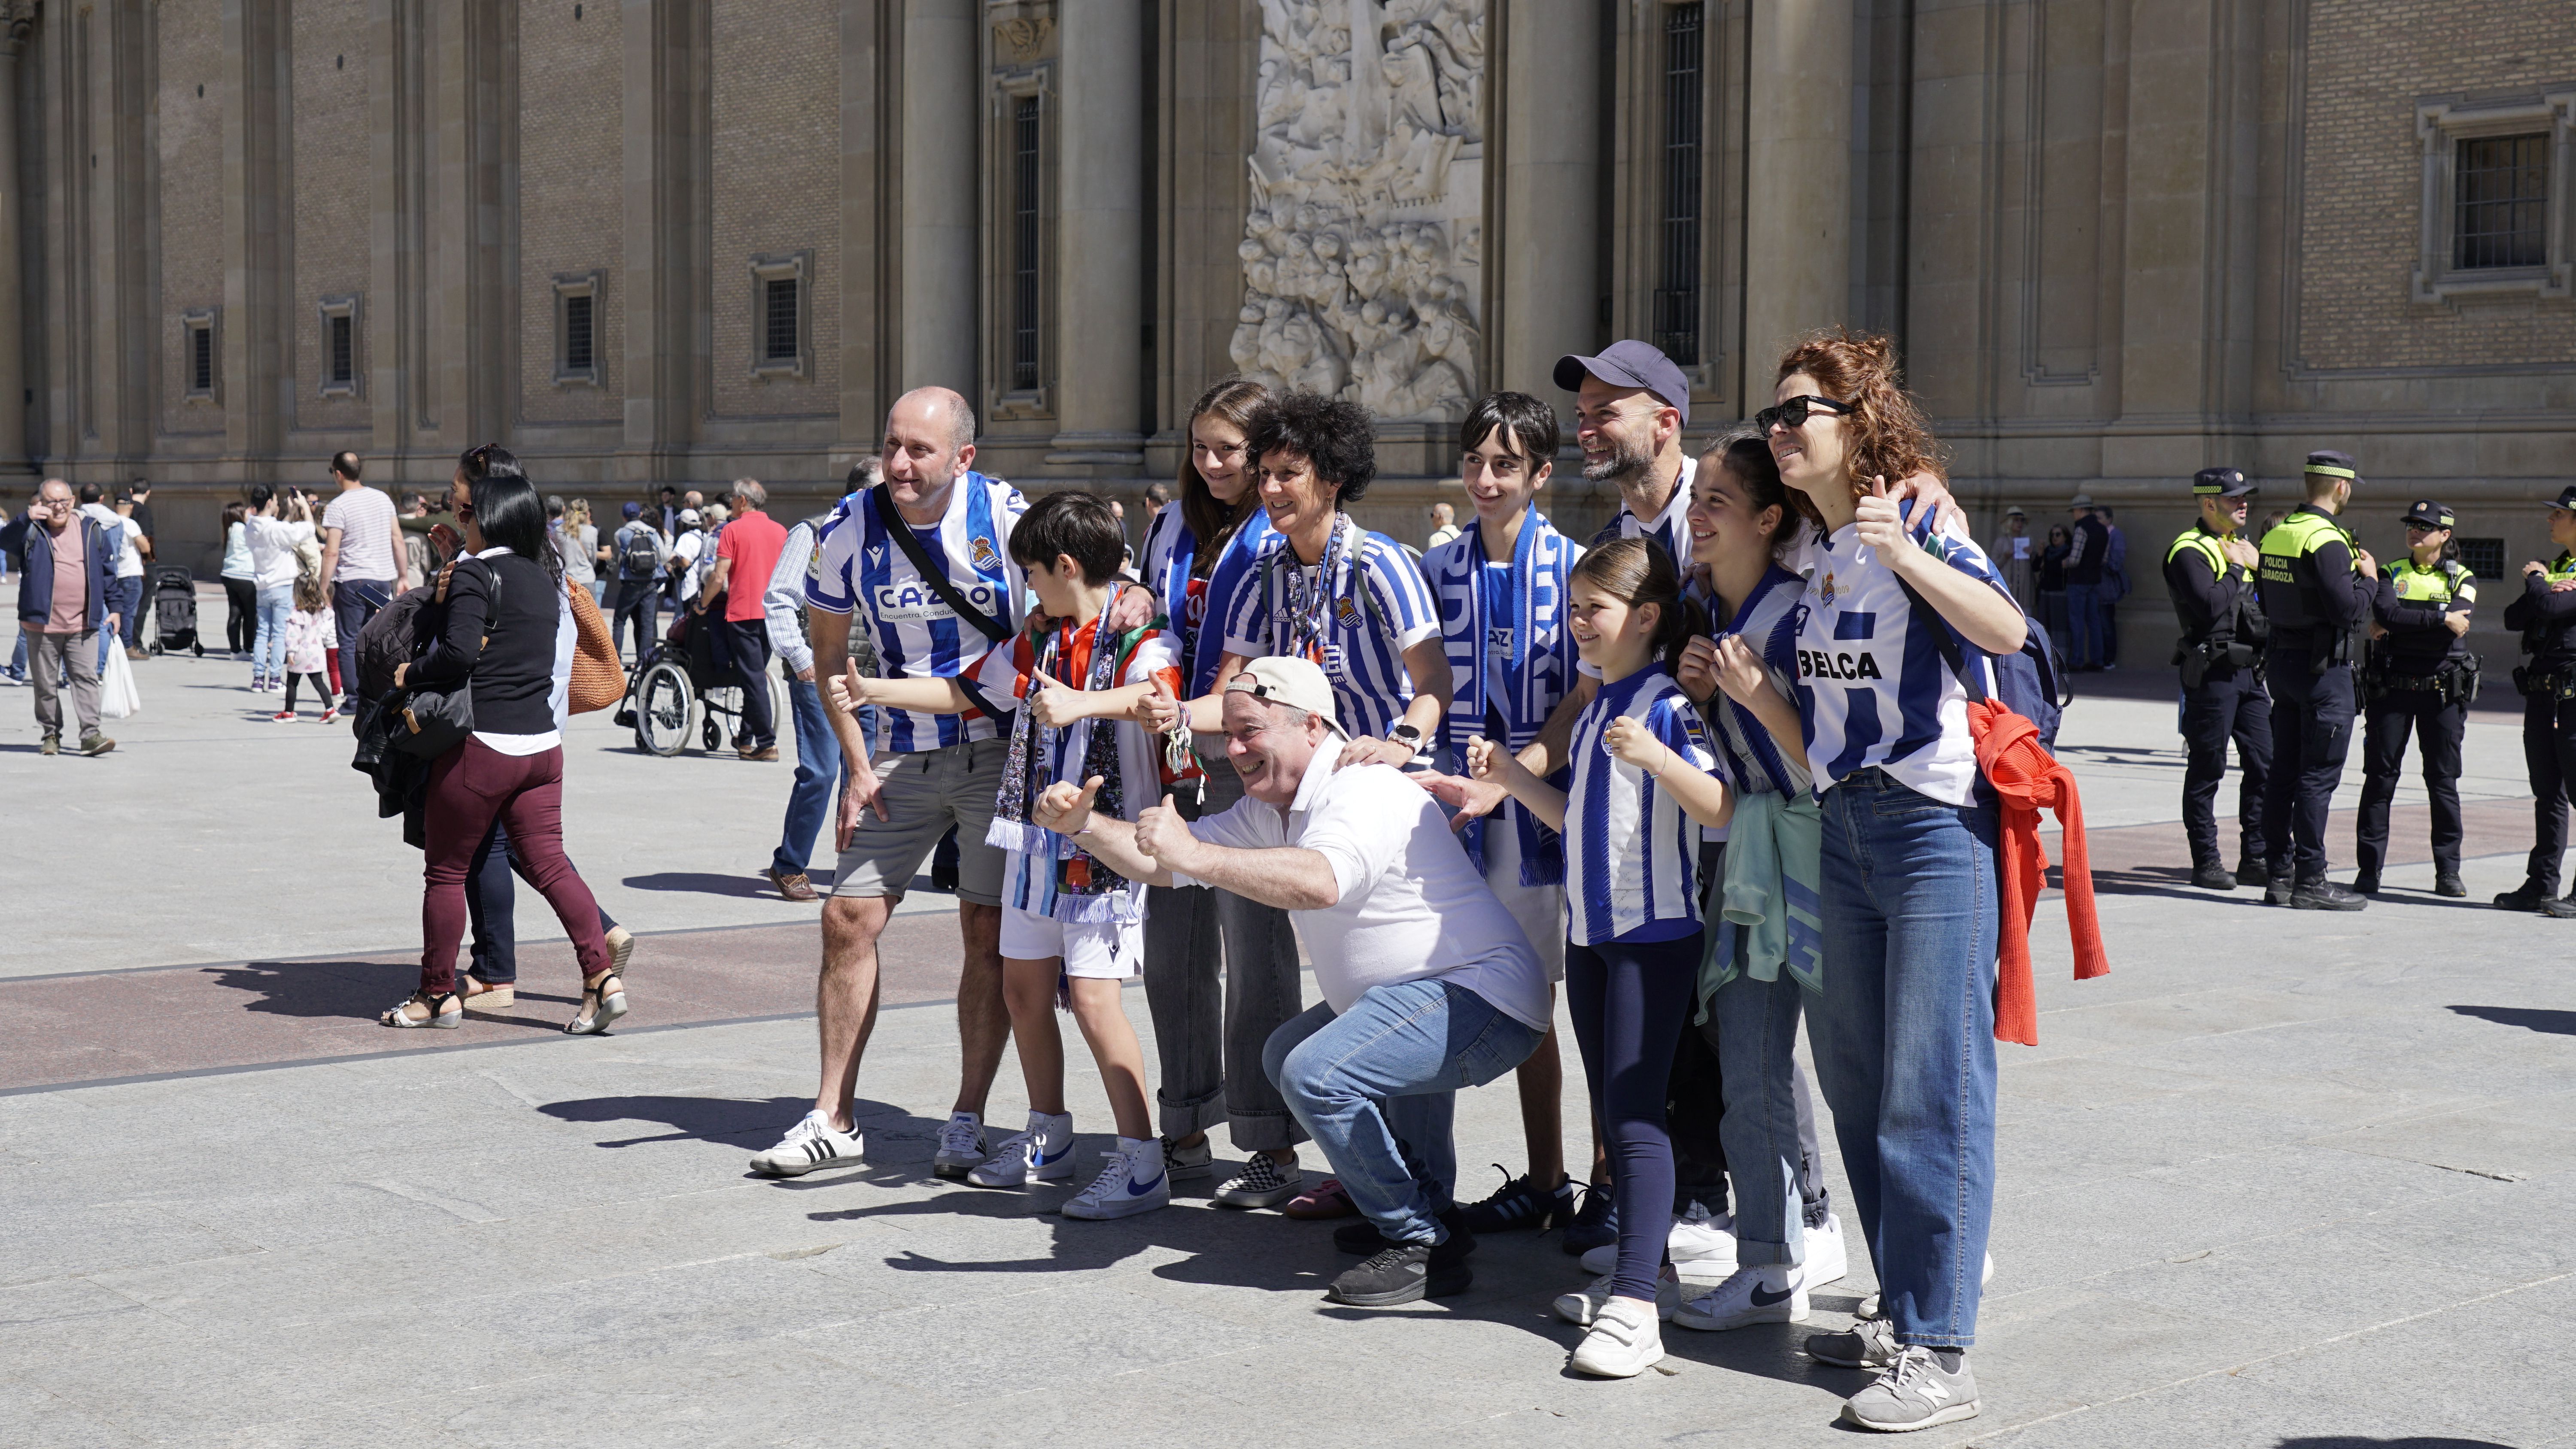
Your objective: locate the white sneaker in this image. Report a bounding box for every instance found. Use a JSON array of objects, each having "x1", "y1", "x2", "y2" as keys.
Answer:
[
  {"x1": 930, "y1": 1112, "x2": 986, "y2": 1179},
  {"x1": 748, "y1": 1110, "x2": 864, "y2": 1178},
  {"x1": 1856, "y1": 1249, "x2": 1993, "y2": 1322},
  {"x1": 1580, "y1": 1200, "x2": 1737, "y2": 1276},
  {"x1": 966, "y1": 1112, "x2": 1076, "y2": 1188},
  {"x1": 1674, "y1": 1265, "x2": 1809, "y2": 1331},
  {"x1": 1553, "y1": 1264, "x2": 1680, "y2": 1325},
  {"x1": 1569, "y1": 1294, "x2": 1664, "y2": 1378},
  {"x1": 1060, "y1": 1139, "x2": 1170, "y2": 1220},
  {"x1": 1800, "y1": 1211, "x2": 1849, "y2": 1288}
]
